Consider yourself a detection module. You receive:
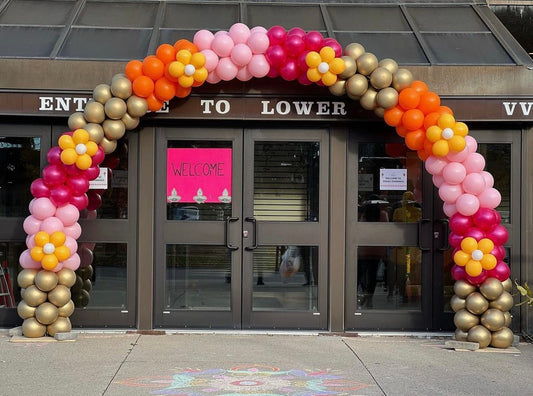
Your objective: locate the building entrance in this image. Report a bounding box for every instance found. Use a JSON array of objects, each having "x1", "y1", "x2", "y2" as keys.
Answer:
[{"x1": 154, "y1": 128, "x2": 329, "y2": 330}]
